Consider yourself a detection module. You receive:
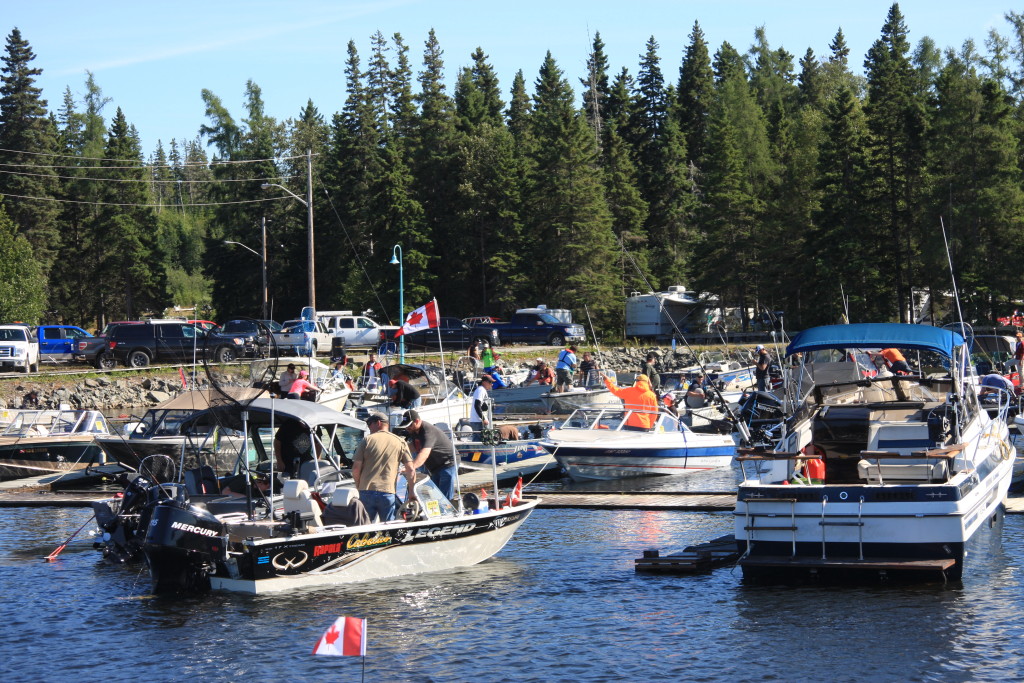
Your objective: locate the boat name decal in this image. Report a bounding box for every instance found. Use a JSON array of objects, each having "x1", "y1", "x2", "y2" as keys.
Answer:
[
  {"x1": 410, "y1": 522, "x2": 477, "y2": 541},
  {"x1": 346, "y1": 532, "x2": 392, "y2": 551},
  {"x1": 170, "y1": 521, "x2": 220, "y2": 537}
]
